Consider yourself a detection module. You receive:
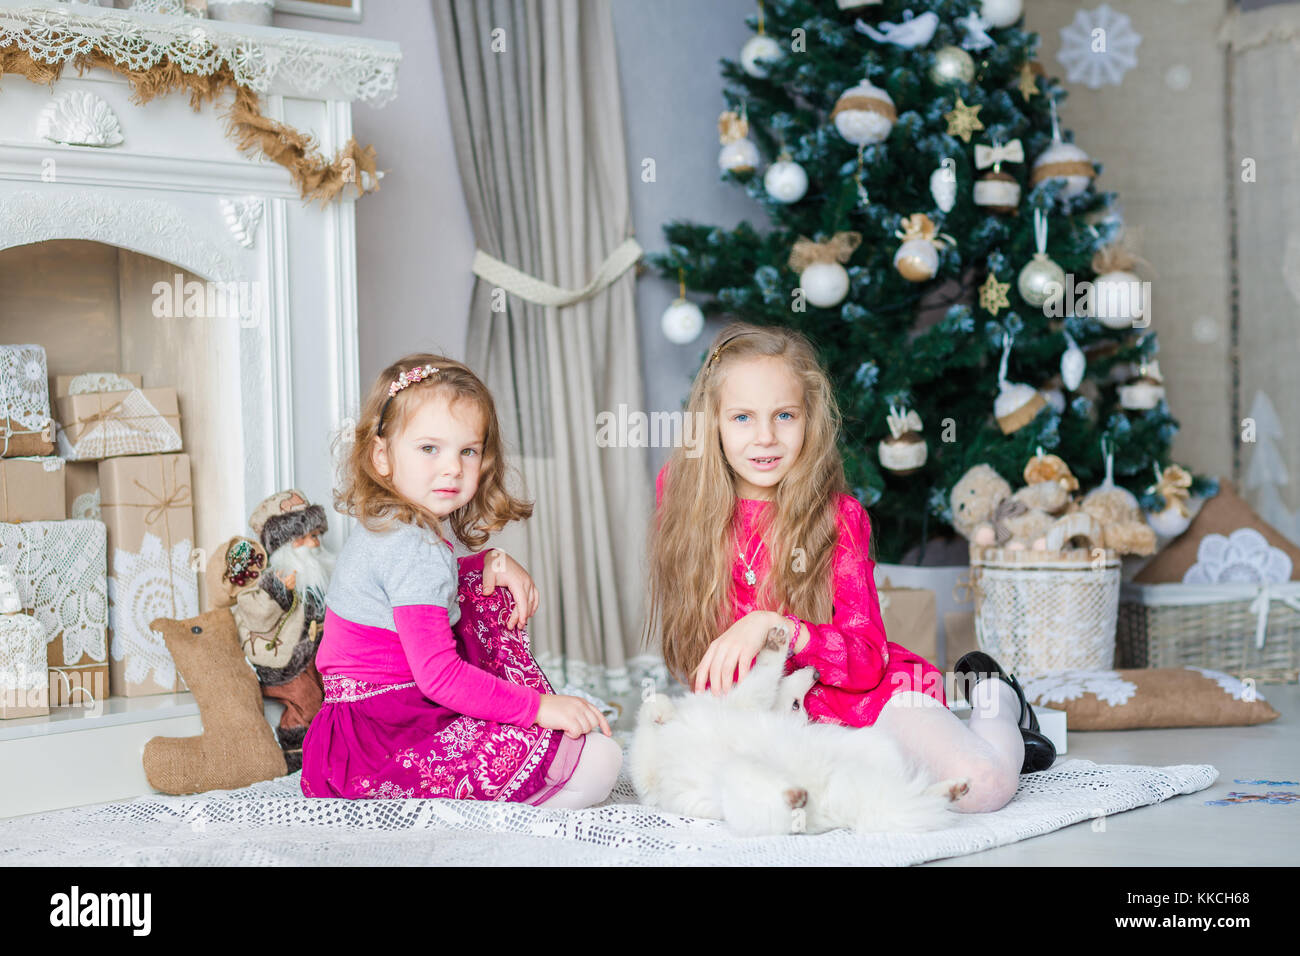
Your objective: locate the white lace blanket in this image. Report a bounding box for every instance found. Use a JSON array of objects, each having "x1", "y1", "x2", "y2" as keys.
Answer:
[{"x1": 0, "y1": 756, "x2": 1217, "y2": 866}]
